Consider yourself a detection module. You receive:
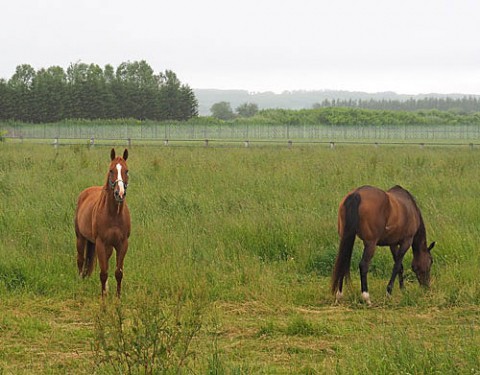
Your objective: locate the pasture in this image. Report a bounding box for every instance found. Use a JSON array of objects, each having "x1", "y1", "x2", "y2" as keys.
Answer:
[{"x1": 0, "y1": 143, "x2": 479, "y2": 373}]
